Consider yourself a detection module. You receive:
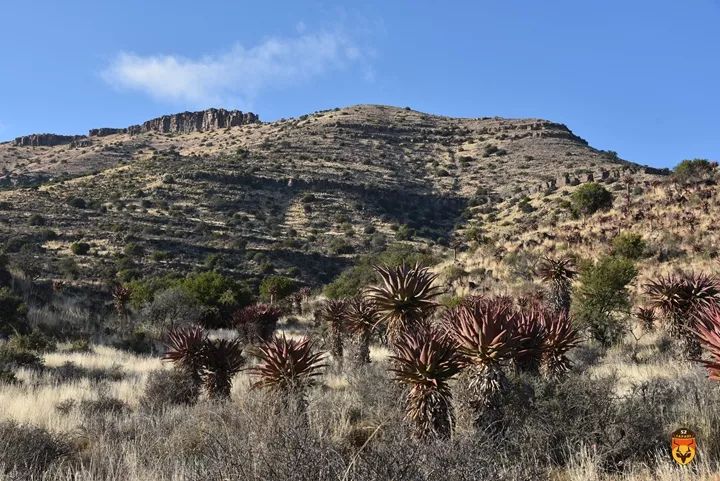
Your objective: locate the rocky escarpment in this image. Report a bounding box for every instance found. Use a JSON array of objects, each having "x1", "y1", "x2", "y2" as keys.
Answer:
[
  {"x1": 126, "y1": 108, "x2": 259, "y2": 134},
  {"x1": 88, "y1": 128, "x2": 126, "y2": 137},
  {"x1": 12, "y1": 109, "x2": 261, "y2": 146},
  {"x1": 13, "y1": 133, "x2": 85, "y2": 147}
]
